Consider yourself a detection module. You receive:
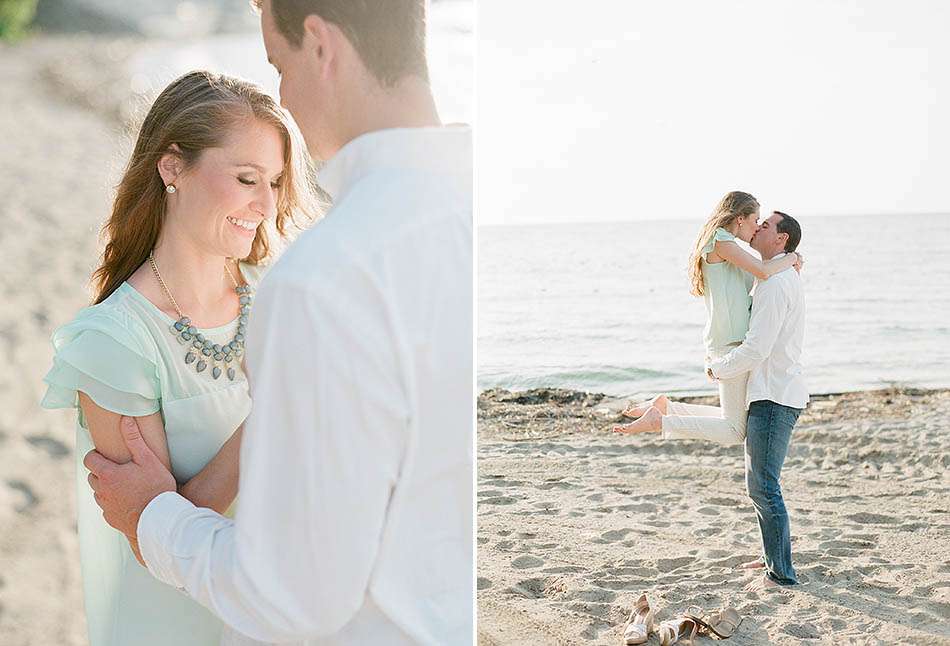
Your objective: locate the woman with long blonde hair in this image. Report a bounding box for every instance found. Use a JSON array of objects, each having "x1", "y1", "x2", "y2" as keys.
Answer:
[
  {"x1": 613, "y1": 191, "x2": 800, "y2": 444},
  {"x1": 41, "y1": 71, "x2": 317, "y2": 646}
]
